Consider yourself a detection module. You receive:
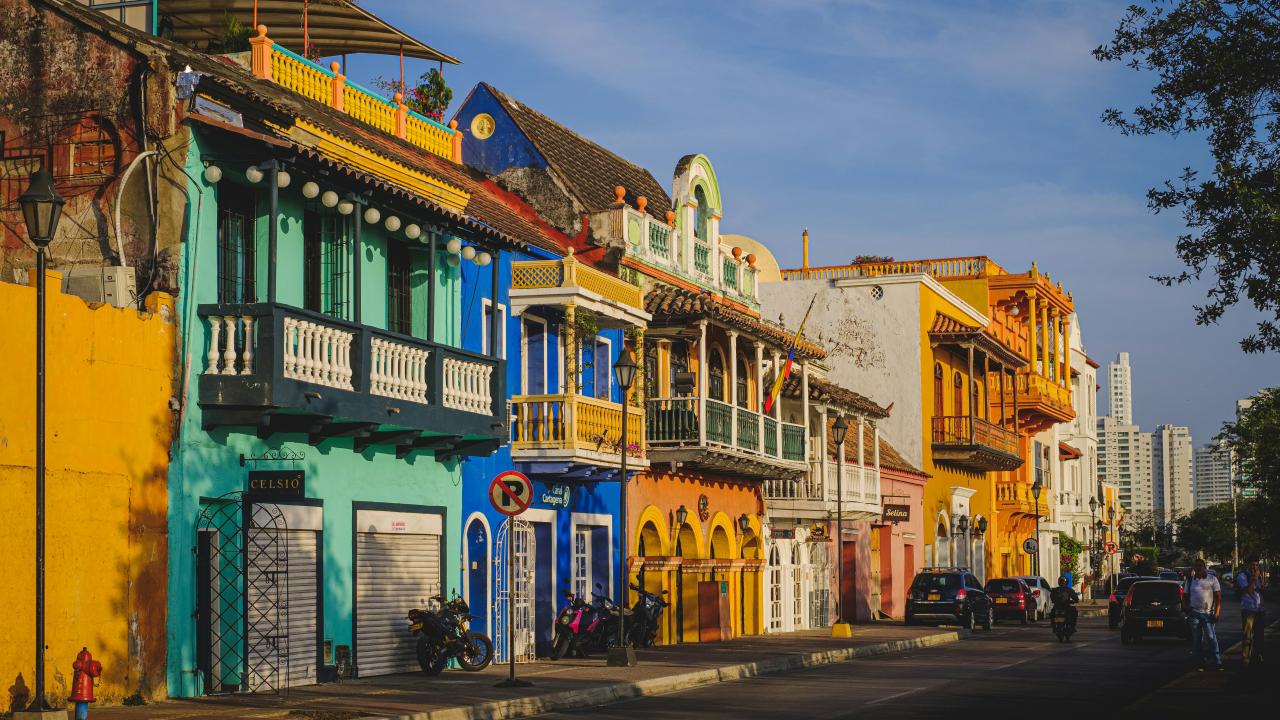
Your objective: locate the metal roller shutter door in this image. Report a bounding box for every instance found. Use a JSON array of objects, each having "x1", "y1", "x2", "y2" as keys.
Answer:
[
  {"x1": 246, "y1": 529, "x2": 319, "y2": 690},
  {"x1": 356, "y1": 532, "x2": 442, "y2": 676}
]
